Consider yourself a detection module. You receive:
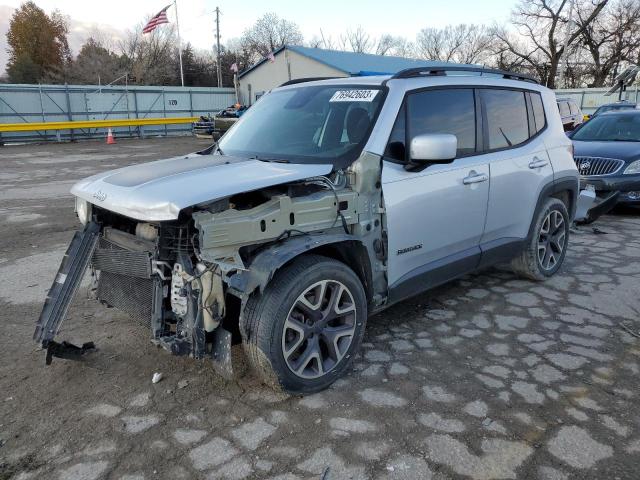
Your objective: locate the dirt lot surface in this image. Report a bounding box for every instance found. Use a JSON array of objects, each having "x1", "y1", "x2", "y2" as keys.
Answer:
[{"x1": 1, "y1": 138, "x2": 640, "y2": 480}]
